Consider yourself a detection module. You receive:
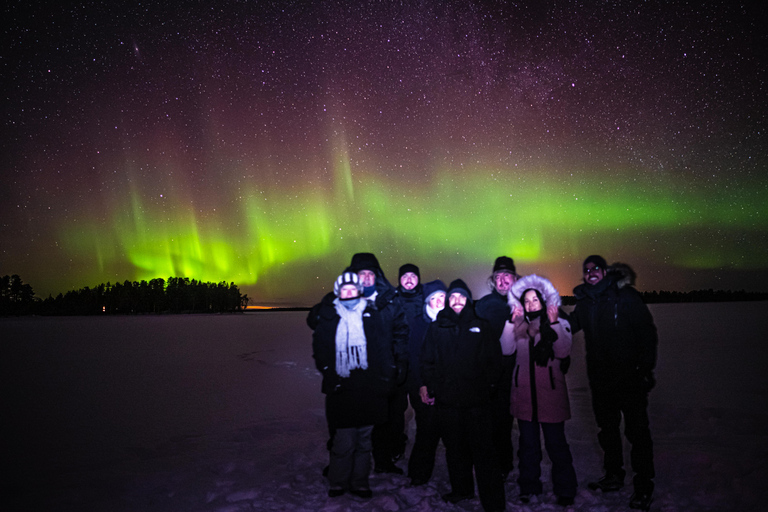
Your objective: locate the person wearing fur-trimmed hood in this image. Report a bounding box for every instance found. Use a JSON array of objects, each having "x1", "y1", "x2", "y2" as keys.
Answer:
[
  {"x1": 570, "y1": 256, "x2": 657, "y2": 511},
  {"x1": 500, "y1": 274, "x2": 577, "y2": 506}
]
